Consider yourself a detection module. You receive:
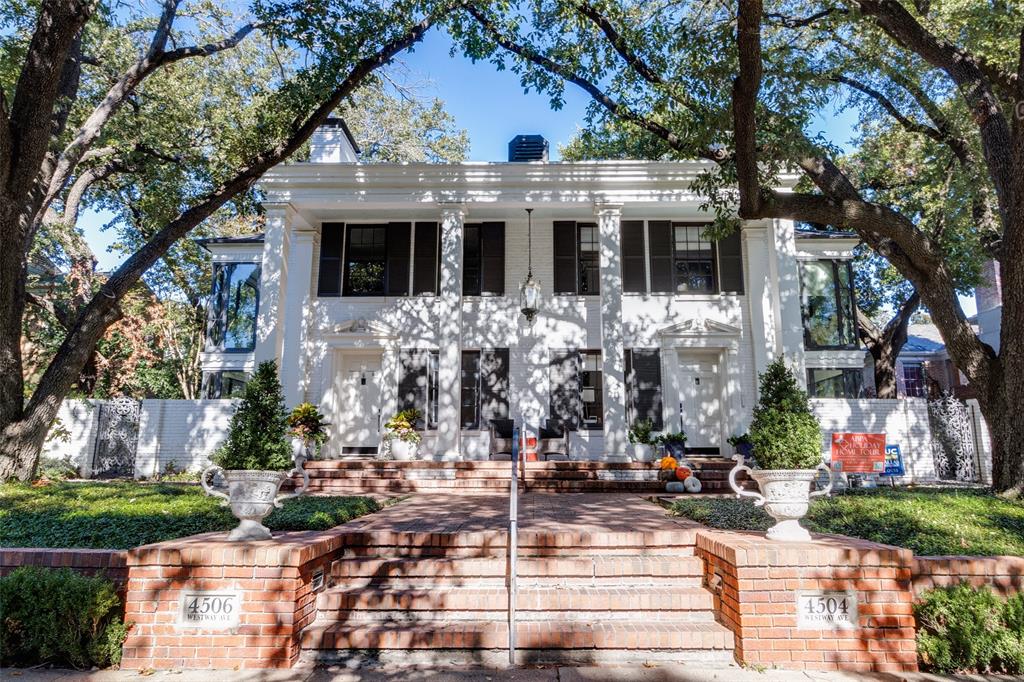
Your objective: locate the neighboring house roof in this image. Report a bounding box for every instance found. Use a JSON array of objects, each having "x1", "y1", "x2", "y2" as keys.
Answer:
[
  {"x1": 794, "y1": 226, "x2": 860, "y2": 240},
  {"x1": 195, "y1": 234, "x2": 265, "y2": 252},
  {"x1": 903, "y1": 324, "x2": 947, "y2": 355}
]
